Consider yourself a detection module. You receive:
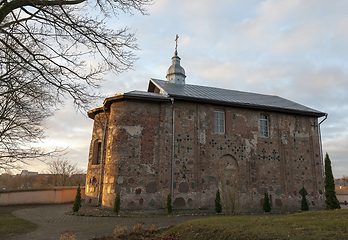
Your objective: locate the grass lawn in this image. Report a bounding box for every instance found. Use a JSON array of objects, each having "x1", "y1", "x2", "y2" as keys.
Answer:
[
  {"x1": 162, "y1": 209, "x2": 348, "y2": 240},
  {"x1": 0, "y1": 205, "x2": 38, "y2": 238}
]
